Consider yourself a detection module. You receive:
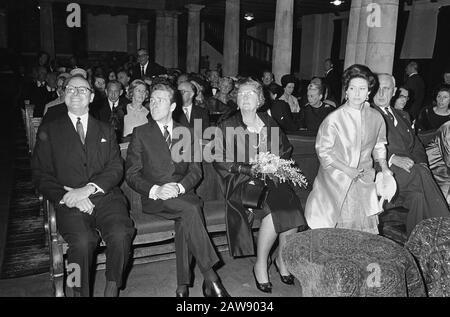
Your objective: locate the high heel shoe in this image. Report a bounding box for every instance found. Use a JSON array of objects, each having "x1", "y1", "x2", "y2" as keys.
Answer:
[
  {"x1": 274, "y1": 258, "x2": 295, "y2": 285},
  {"x1": 252, "y1": 267, "x2": 272, "y2": 293}
]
